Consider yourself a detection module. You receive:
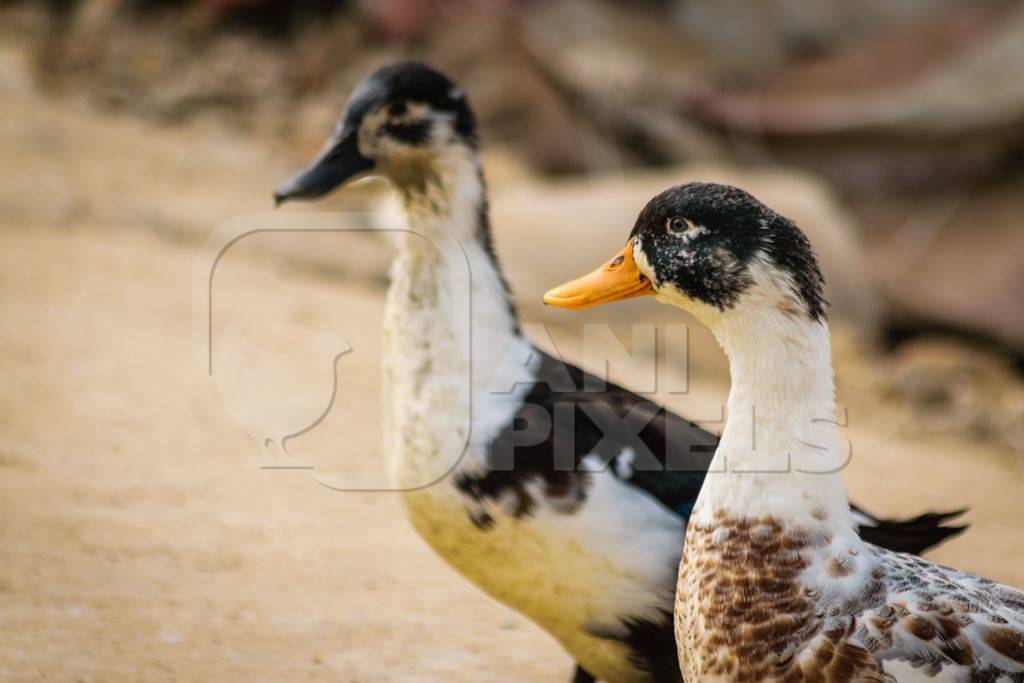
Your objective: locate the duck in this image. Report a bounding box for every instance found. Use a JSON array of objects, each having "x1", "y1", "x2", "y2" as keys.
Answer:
[
  {"x1": 274, "y1": 64, "x2": 967, "y2": 683},
  {"x1": 543, "y1": 182, "x2": 1022, "y2": 681}
]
